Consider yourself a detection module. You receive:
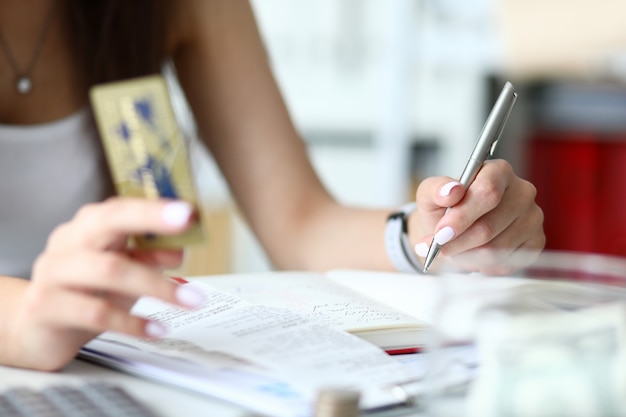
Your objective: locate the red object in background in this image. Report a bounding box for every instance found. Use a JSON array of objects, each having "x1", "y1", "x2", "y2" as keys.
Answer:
[{"x1": 528, "y1": 130, "x2": 626, "y2": 256}]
